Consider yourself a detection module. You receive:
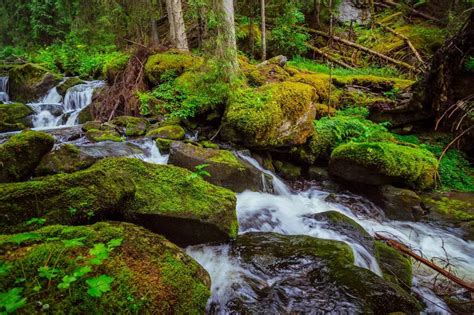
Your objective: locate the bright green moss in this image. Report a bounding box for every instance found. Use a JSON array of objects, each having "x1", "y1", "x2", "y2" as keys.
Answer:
[
  {"x1": 145, "y1": 51, "x2": 204, "y2": 85},
  {"x1": 102, "y1": 53, "x2": 130, "y2": 80},
  {"x1": 112, "y1": 116, "x2": 149, "y2": 137},
  {"x1": 375, "y1": 241, "x2": 413, "y2": 289},
  {"x1": 146, "y1": 125, "x2": 185, "y2": 140},
  {"x1": 207, "y1": 150, "x2": 245, "y2": 170},
  {"x1": 222, "y1": 81, "x2": 316, "y2": 147},
  {"x1": 422, "y1": 196, "x2": 474, "y2": 221},
  {"x1": 0, "y1": 222, "x2": 210, "y2": 314},
  {"x1": 0, "y1": 130, "x2": 54, "y2": 182},
  {"x1": 0, "y1": 103, "x2": 34, "y2": 132},
  {"x1": 86, "y1": 128, "x2": 123, "y2": 142},
  {"x1": 331, "y1": 142, "x2": 438, "y2": 190}
]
